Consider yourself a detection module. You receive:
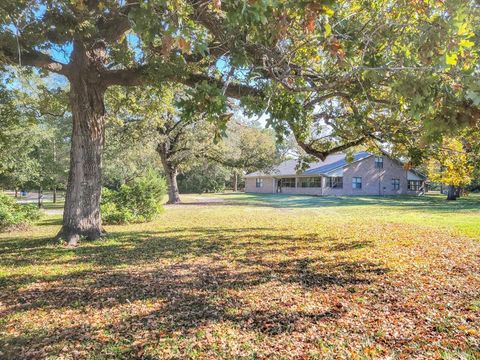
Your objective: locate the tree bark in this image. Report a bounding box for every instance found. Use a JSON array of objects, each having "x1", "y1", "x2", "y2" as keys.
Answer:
[
  {"x1": 233, "y1": 172, "x2": 238, "y2": 192},
  {"x1": 58, "y1": 41, "x2": 106, "y2": 246},
  {"x1": 53, "y1": 187, "x2": 57, "y2": 203},
  {"x1": 446, "y1": 185, "x2": 457, "y2": 201},
  {"x1": 38, "y1": 187, "x2": 42, "y2": 209},
  {"x1": 455, "y1": 186, "x2": 462, "y2": 198},
  {"x1": 14, "y1": 188, "x2": 18, "y2": 198},
  {"x1": 165, "y1": 166, "x2": 181, "y2": 204},
  {"x1": 157, "y1": 144, "x2": 181, "y2": 204}
]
